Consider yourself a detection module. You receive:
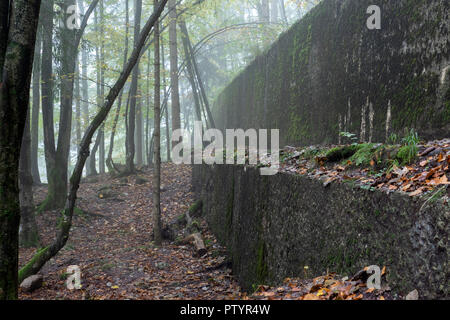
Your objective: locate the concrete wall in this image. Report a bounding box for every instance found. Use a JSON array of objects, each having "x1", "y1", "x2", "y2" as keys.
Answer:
[
  {"x1": 213, "y1": 0, "x2": 450, "y2": 146},
  {"x1": 193, "y1": 164, "x2": 449, "y2": 299}
]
